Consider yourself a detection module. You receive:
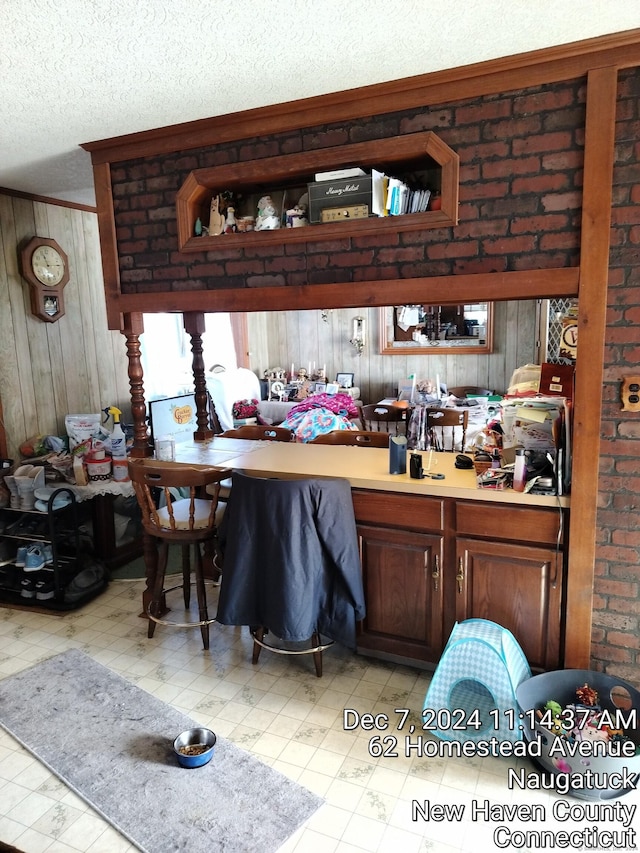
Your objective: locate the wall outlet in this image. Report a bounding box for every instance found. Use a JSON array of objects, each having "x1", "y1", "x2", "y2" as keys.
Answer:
[{"x1": 621, "y1": 375, "x2": 640, "y2": 412}]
